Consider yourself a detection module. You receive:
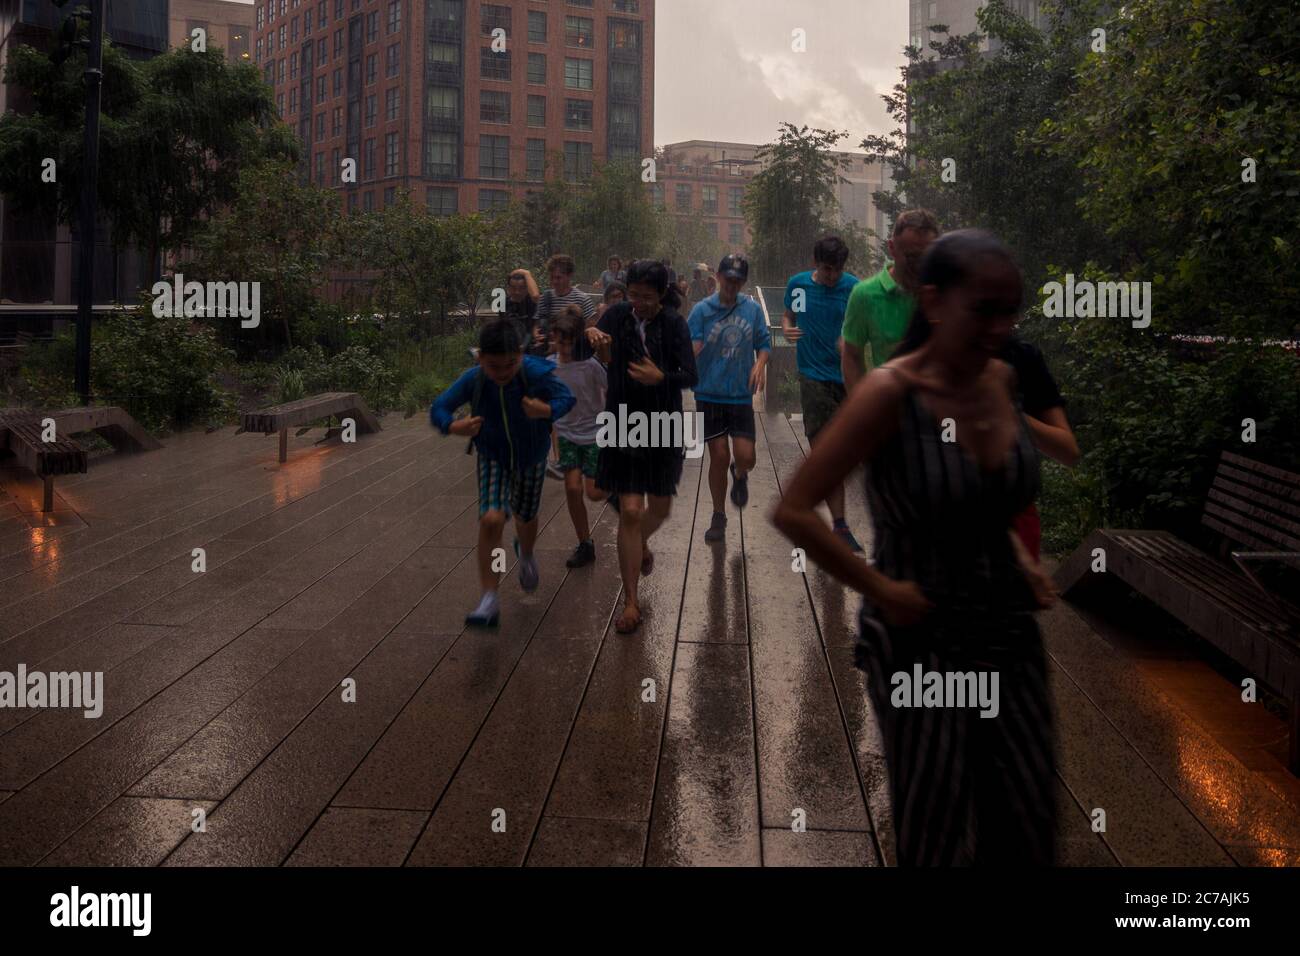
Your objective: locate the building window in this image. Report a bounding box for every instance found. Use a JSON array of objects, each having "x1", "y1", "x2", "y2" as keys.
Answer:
[
  {"x1": 428, "y1": 41, "x2": 459, "y2": 66},
  {"x1": 527, "y1": 10, "x2": 546, "y2": 43},
  {"x1": 331, "y1": 147, "x2": 341, "y2": 183},
  {"x1": 650, "y1": 182, "x2": 665, "y2": 207},
  {"x1": 291, "y1": 16, "x2": 298, "y2": 42},
  {"x1": 315, "y1": 112, "x2": 326, "y2": 140},
  {"x1": 426, "y1": 187, "x2": 457, "y2": 217},
  {"x1": 276, "y1": 92, "x2": 285, "y2": 117},
  {"x1": 332, "y1": 106, "x2": 343, "y2": 134},
  {"x1": 385, "y1": 132, "x2": 399, "y2": 175},
  {"x1": 426, "y1": 85, "x2": 458, "y2": 121},
  {"x1": 364, "y1": 137, "x2": 375, "y2": 178},
  {"x1": 478, "y1": 189, "x2": 510, "y2": 215},
  {"x1": 364, "y1": 190, "x2": 374, "y2": 211},
  {"x1": 334, "y1": 0, "x2": 343, "y2": 17},
  {"x1": 565, "y1": 15, "x2": 593, "y2": 48},
  {"x1": 334, "y1": 28, "x2": 343, "y2": 55},
  {"x1": 479, "y1": 135, "x2": 509, "y2": 179},
  {"x1": 366, "y1": 10, "x2": 378, "y2": 42},
  {"x1": 675, "y1": 183, "x2": 692, "y2": 211},
  {"x1": 702, "y1": 186, "x2": 718, "y2": 215},
  {"x1": 481, "y1": 90, "x2": 511, "y2": 124},
  {"x1": 729, "y1": 222, "x2": 744, "y2": 245},
  {"x1": 706, "y1": 222, "x2": 718, "y2": 239},
  {"x1": 527, "y1": 94, "x2": 546, "y2": 127},
  {"x1": 317, "y1": 74, "x2": 327, "y2": 103},
  {"x1": 609, "y1": 102, "x2": 637, "y2": 140},
  {"x1": 333, "y1": 67, "x2": 342, "y2": 95},
  {"x1": 385, "y1": 87, "x2": 400, "y2": 121},
  {"x1": 305, "y1": 11, "x2": 312, "y2": 35},
  {"x1": 729, "y1": 186, "x2": 744, "y2": 216},
  {"x1": 481, "y1": 4, "x2": 511, "y2": 36},
  {"x1": 365, "y1": 93, "x2": 377, "y2": 126},
  {"x1": 609, "y1": 18, "x2": 640, "y2": 52},
  {"x1": 386, "y1": 43, "x2": 399, "y2": 77},
  {"x1": 289, "y1": 87, "x2": 297, "y2": 112},
  {"x1": 387, "y1": 0, "x2": 401, "y2": 34},
  {"x1": 384, "y1": 186, "x2": 396, "y2": 206},
  {"x1": 318, "y1": 1, "x2": 327, "y2": 26},
  {"x1": 319, "y1": 37, "x2": 327, "y2": 62},
  {"x1": 563, "y1": 141, "x2": 592, "y2": 182},
  {"x1": 564, "y1": 98, "x2": 592, "y2": 131},
  {"x1": 278, "y1": 59, "x2": 286, "y2": 83},
  {"x1": 366, "y1": 53, "x2": 377, "y2": 84},
  {"x1": 314, "y1": 150, "x2": 324, "y2": 182},
  {"x1": 526, "y1": 139, "x2": 545, "y2": 182},
  {"x1": 527, "y1": 52, "x2": 546, "y2": 84},
  {"x1": 612, "y1": 0, "x2": 639, "y2": 11},
  {"x1": 425, "y1": 130, "x2": 458, "y2": 177},
  {"x1": 563, "y1": 58, "x2": 592, "y2": 90},
  {"x1": 481, "y1": 47, "x2": 511, "y2": 80}
]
